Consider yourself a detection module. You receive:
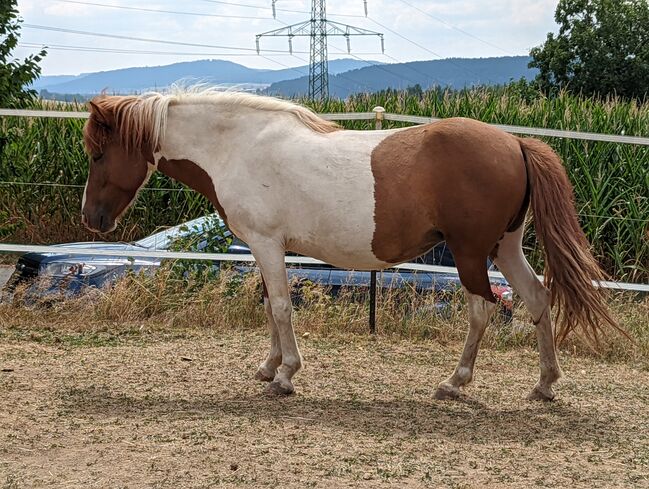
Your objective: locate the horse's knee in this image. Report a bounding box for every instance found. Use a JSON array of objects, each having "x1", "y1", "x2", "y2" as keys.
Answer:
[
  {"x1": 467, "y1": 292, "x2": 497, "y2": 323},
  {"x1": 528, "y1": 283, "x2": 551, "y2": 323},
  {"x1": 269, "y1": 297, "x2": 292, "y2": 324}
]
